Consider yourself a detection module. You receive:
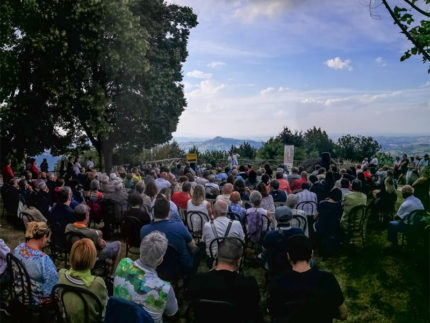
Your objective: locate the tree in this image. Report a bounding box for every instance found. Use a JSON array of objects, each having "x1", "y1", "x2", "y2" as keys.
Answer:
[
  {"x1": 237, "y1": 142, "x2": 257, "y2": 160},
  {"x1": 376, "y1": 0, "x2": 430, "y2": 72},
  {"x1": 276, "y1": 126, "x2": 304, "y2": 147},
  {"x1": 0, "y1": 0, "x2": 197, "y2": 170},
  {"x1": 303, "y1": 127, "x2": 336, "y2": 158},
  {"x1": 257, "y1": 137, "x2": 284, "y2": 160},
  {"x1": 336, "y1": 135, "x2": 381, "y2": 161}
]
